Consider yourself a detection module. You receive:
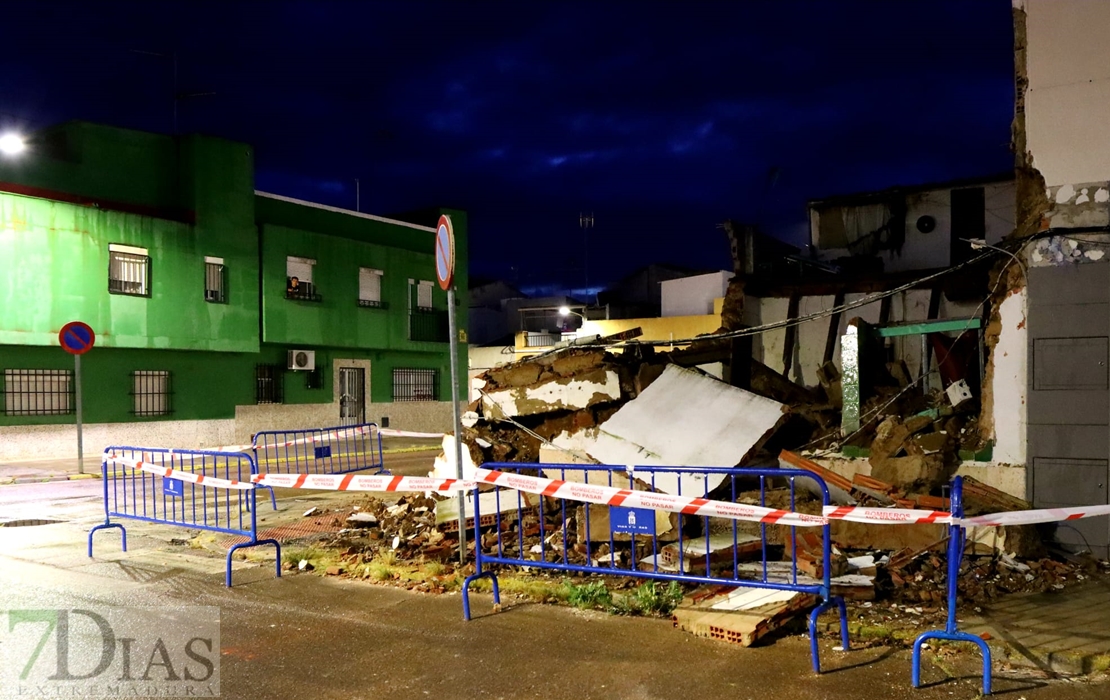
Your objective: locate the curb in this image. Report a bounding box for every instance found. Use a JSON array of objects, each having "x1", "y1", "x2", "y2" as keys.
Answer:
[
  {"x1": 382, "y1": 446, "x2": 442, "y2": 455},
  {"x1": 1, "y1": 472, "x2": 100, "y2": 486},
  {"x1": 1, "y1": 450, "x2": 437, "y2": 486},
  {"x1": 818, "y1": 620, "x2": 1110, "y2": 677}
]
